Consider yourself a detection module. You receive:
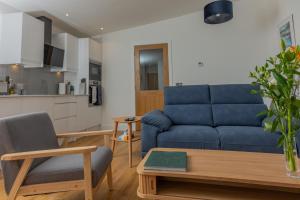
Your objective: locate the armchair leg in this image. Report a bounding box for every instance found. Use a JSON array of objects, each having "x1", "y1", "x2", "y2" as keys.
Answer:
[
  {"x1": 106, "y1": 165, "x2": 113, "y2": 190},
  {"x1": 83, "y1": 153, "x2": 93, "y2": 200}
]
